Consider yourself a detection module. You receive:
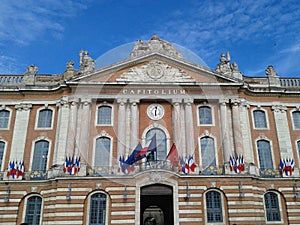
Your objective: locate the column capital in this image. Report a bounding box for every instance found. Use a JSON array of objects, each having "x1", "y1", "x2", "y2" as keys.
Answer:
[
  {"x1": 129, "y1": 98, "x2": 140, "y2": 105},
  {"x1": 272, "y1": 105, "x2": 287, "y2": 113},
  {"x1": 56, "y1": 96, "x2": 69, "y2": 108},
  {"x1": 183, "y1": 98, "x2": 193, "y2": 105},
  {"x1": 117, "y1": 98, "x2": 127, "y2": 105},
  {"x1": 81, "y1": 97, "x2": 92, "y2": 106},
  {"x1": 219, "y1": 98, "x2": 229, "y2": 105},
  {"x1": 230, "y1": 98, "x2": 241, "y2": 106},
  {"x1": 15, "y1": 103, "x2": 32, "y2": 111},
  {"x1": 172, "y1": 98, "x2": 182, "y2": 105}
]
